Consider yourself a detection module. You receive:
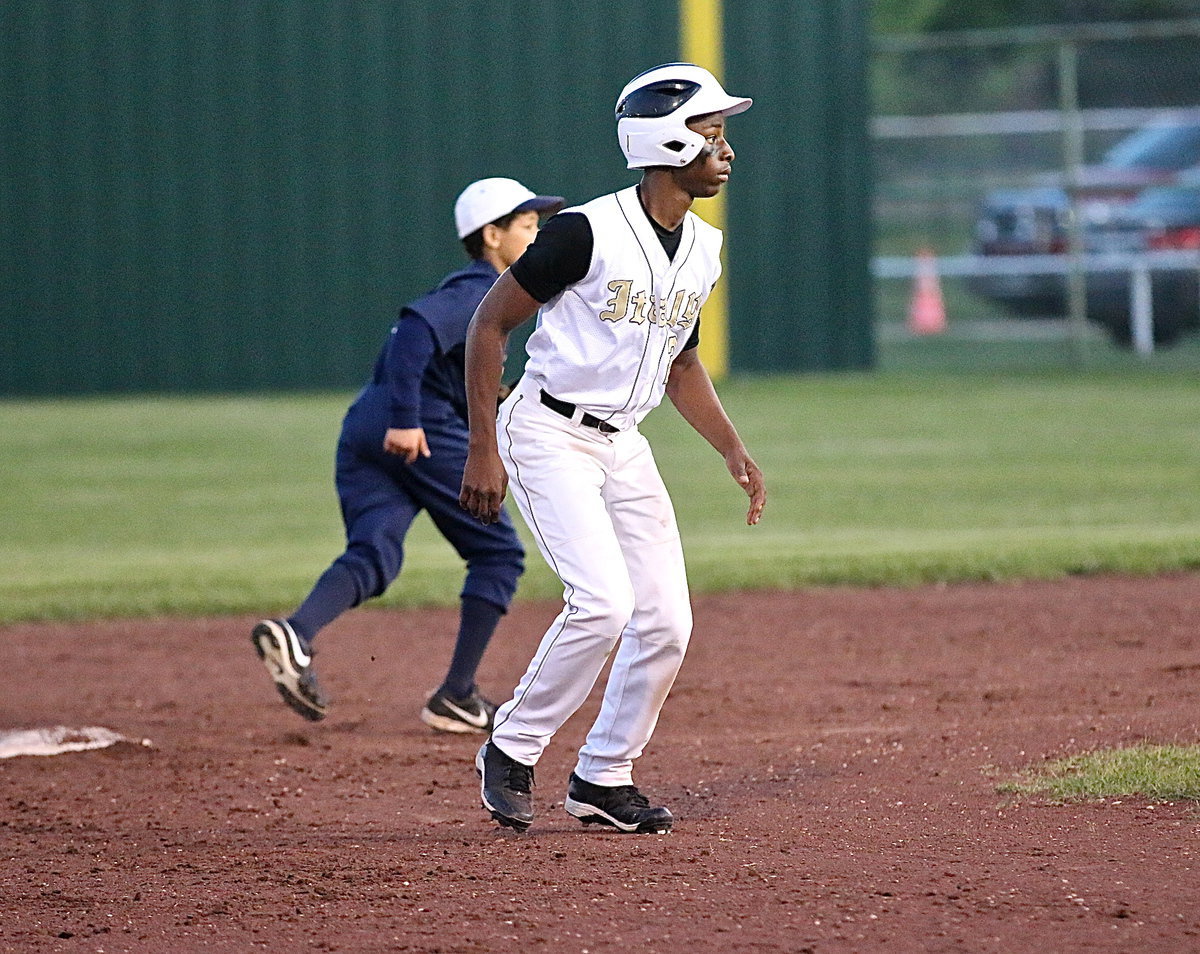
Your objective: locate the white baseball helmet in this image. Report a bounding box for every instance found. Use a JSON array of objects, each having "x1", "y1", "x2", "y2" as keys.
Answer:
[{"x1": 615, "y1": 62, "x2": 752, "y2": 170}]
